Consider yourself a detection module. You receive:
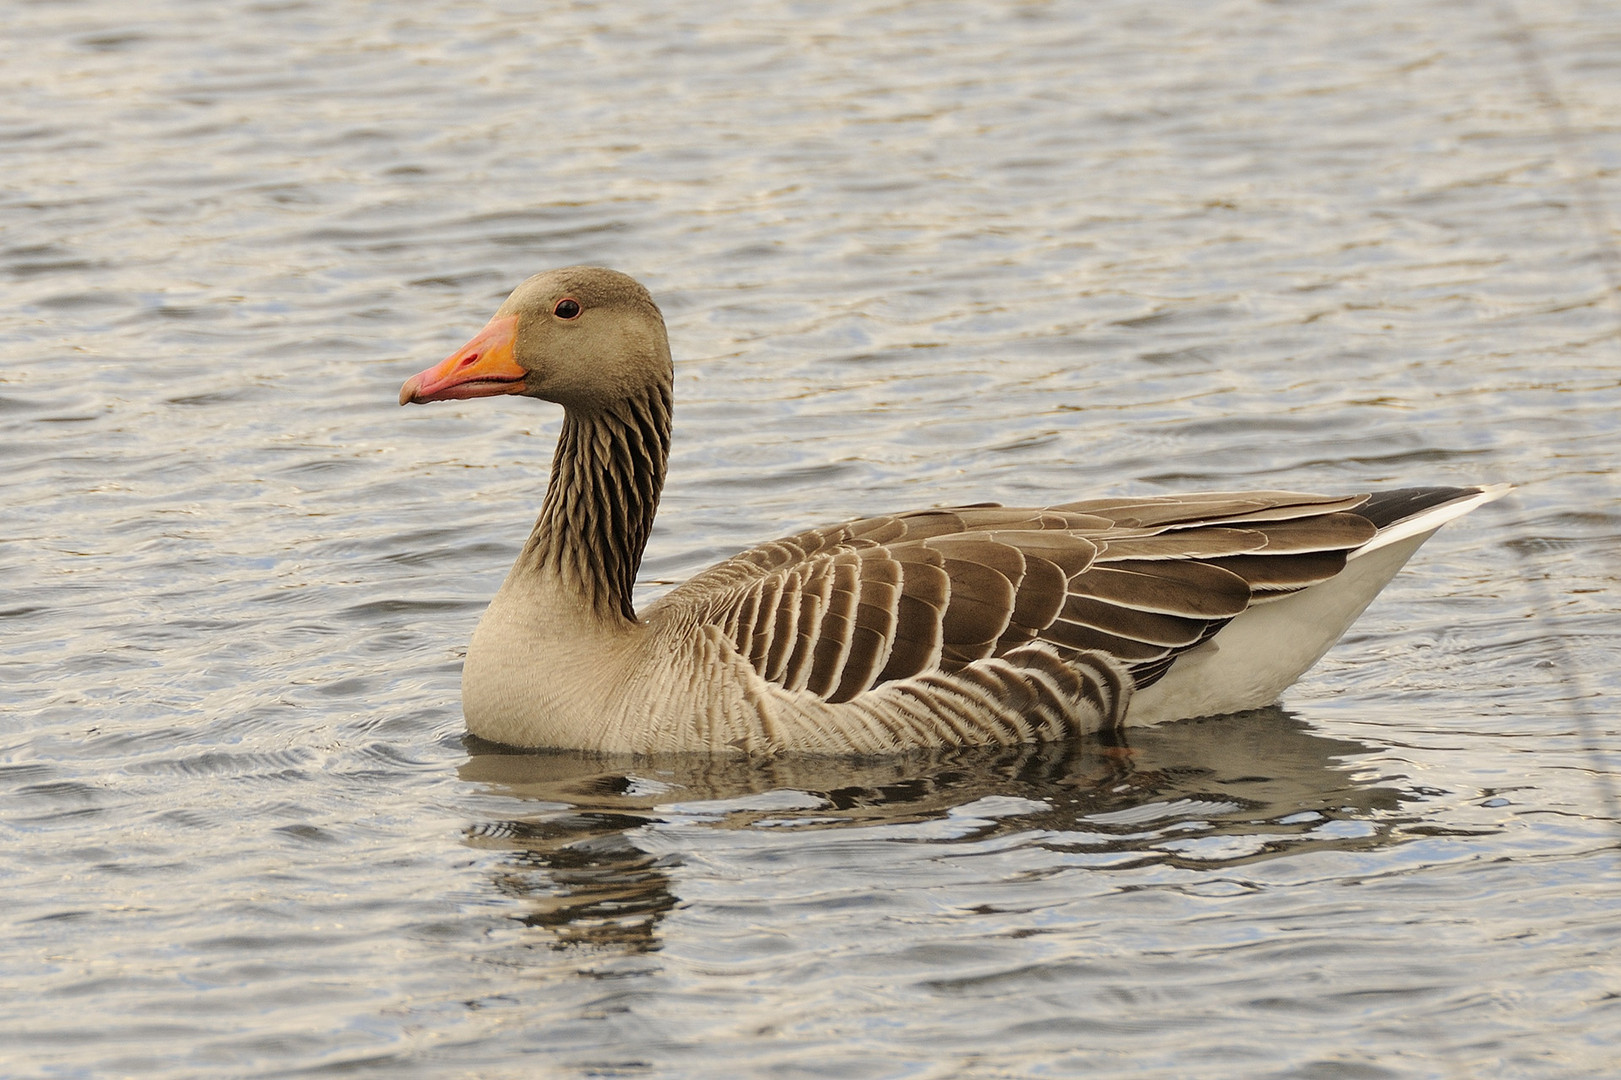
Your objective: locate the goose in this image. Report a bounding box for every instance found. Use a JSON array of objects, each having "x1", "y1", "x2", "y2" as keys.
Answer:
[{"x1": 400, "y1": 267, "x2": 1506, "y2": 754}]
